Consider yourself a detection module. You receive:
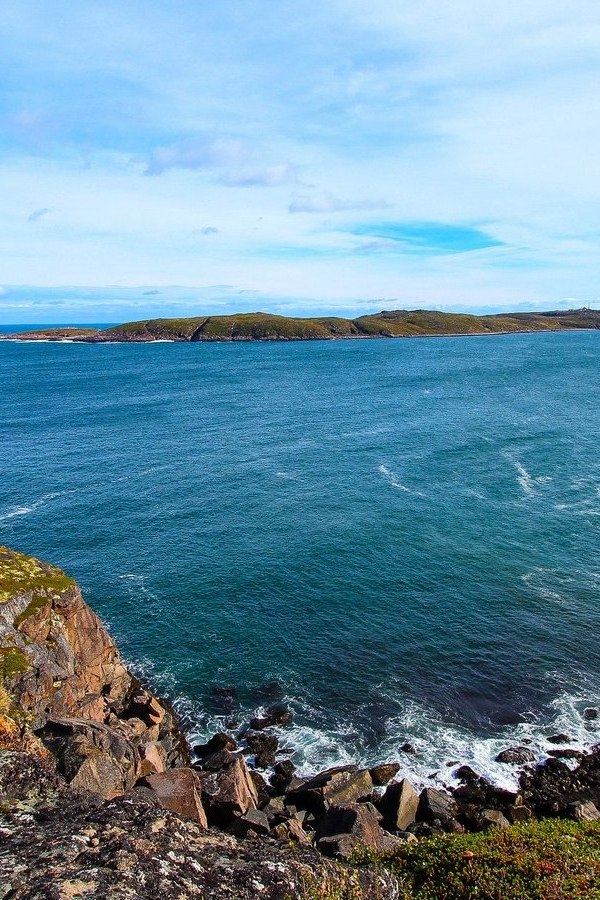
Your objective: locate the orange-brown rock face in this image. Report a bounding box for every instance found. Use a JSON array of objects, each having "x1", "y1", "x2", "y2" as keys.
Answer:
[{"x1": 0, "y1": 546, "x2": 188, "y2": 799}]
